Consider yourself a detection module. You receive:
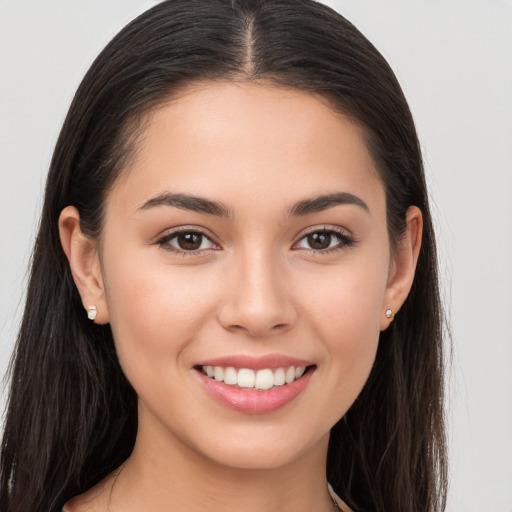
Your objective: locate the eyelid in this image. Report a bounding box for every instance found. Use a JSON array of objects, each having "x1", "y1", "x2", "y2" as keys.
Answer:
[
  {"x1": 154, "y1": 224, "x2": 355, "y2": 256},
  {"x1": 155, "y1": 226, "x2": 221, "y2": 255},
  {"x1": 292, "y1": 225, "x2": 356, "y2": 253},
  {"x1": 297, "y1": 224, "x2": 352, "y2": 238}
]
